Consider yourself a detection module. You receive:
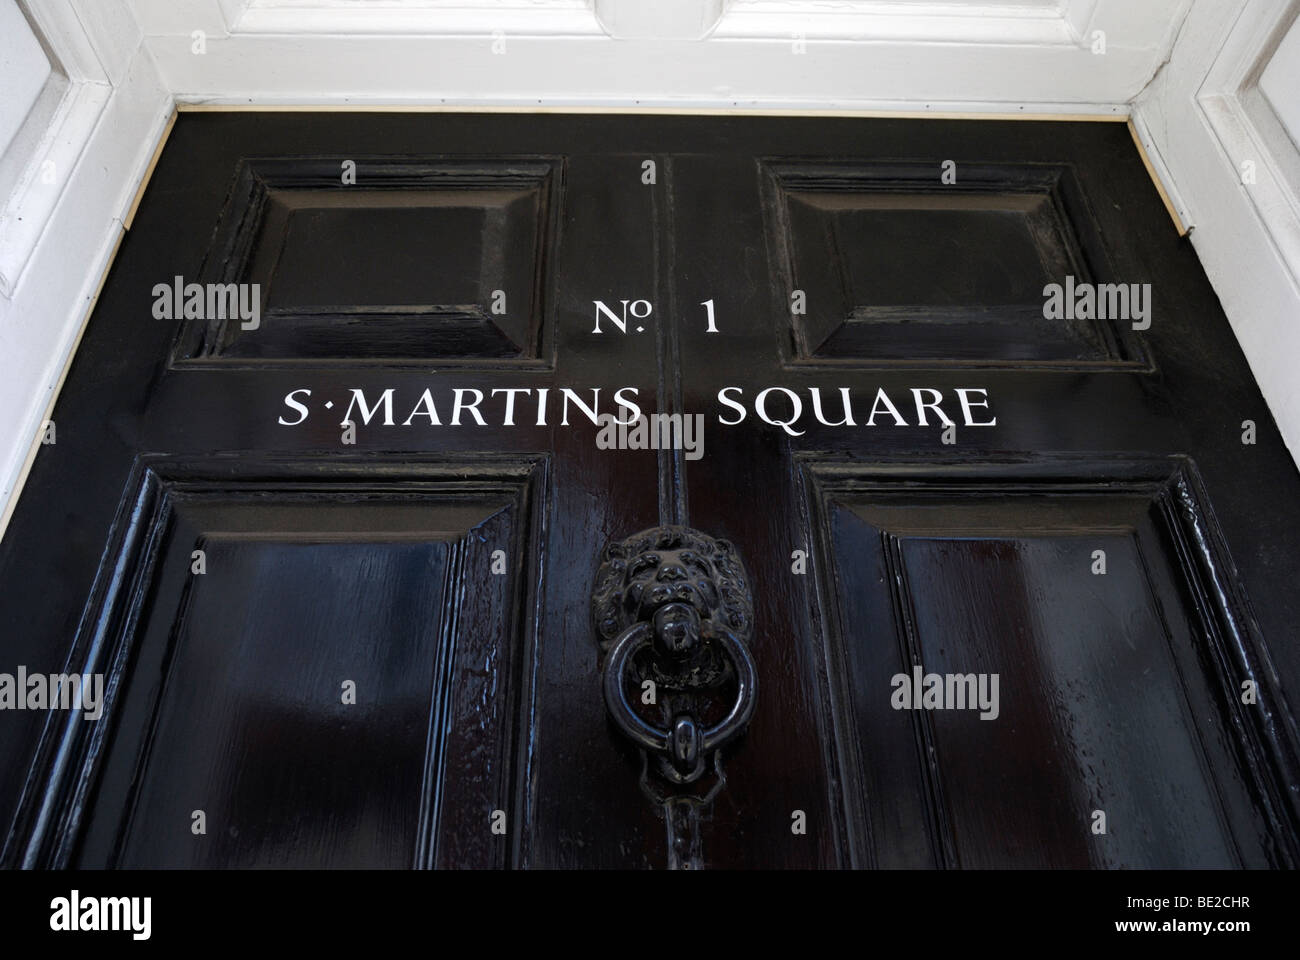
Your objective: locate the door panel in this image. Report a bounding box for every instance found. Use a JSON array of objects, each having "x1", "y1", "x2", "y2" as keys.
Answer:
[
  {"x1": 761, "y1": 160, "x2": 1141, "y2": 367},
  {"x1": 803, "y1": 458, "x2": 1291, "y2": 868},
  {"x1": 17, "y1": 457, "x2": 543, "y2": 869},
  {"x1": 177, "y1": 157, "x2": 562, "y2": 365}
]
